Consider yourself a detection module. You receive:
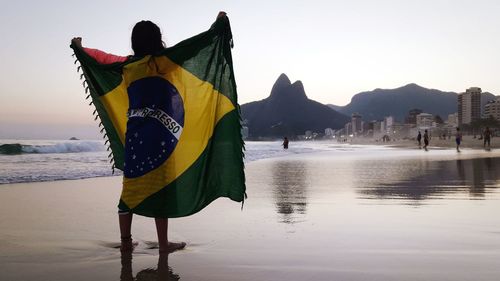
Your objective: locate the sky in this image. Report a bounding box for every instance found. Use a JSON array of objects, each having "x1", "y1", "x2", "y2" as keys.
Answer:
[{"x1": 1, "y1": 0, "x2": 499, "y2": 139}]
